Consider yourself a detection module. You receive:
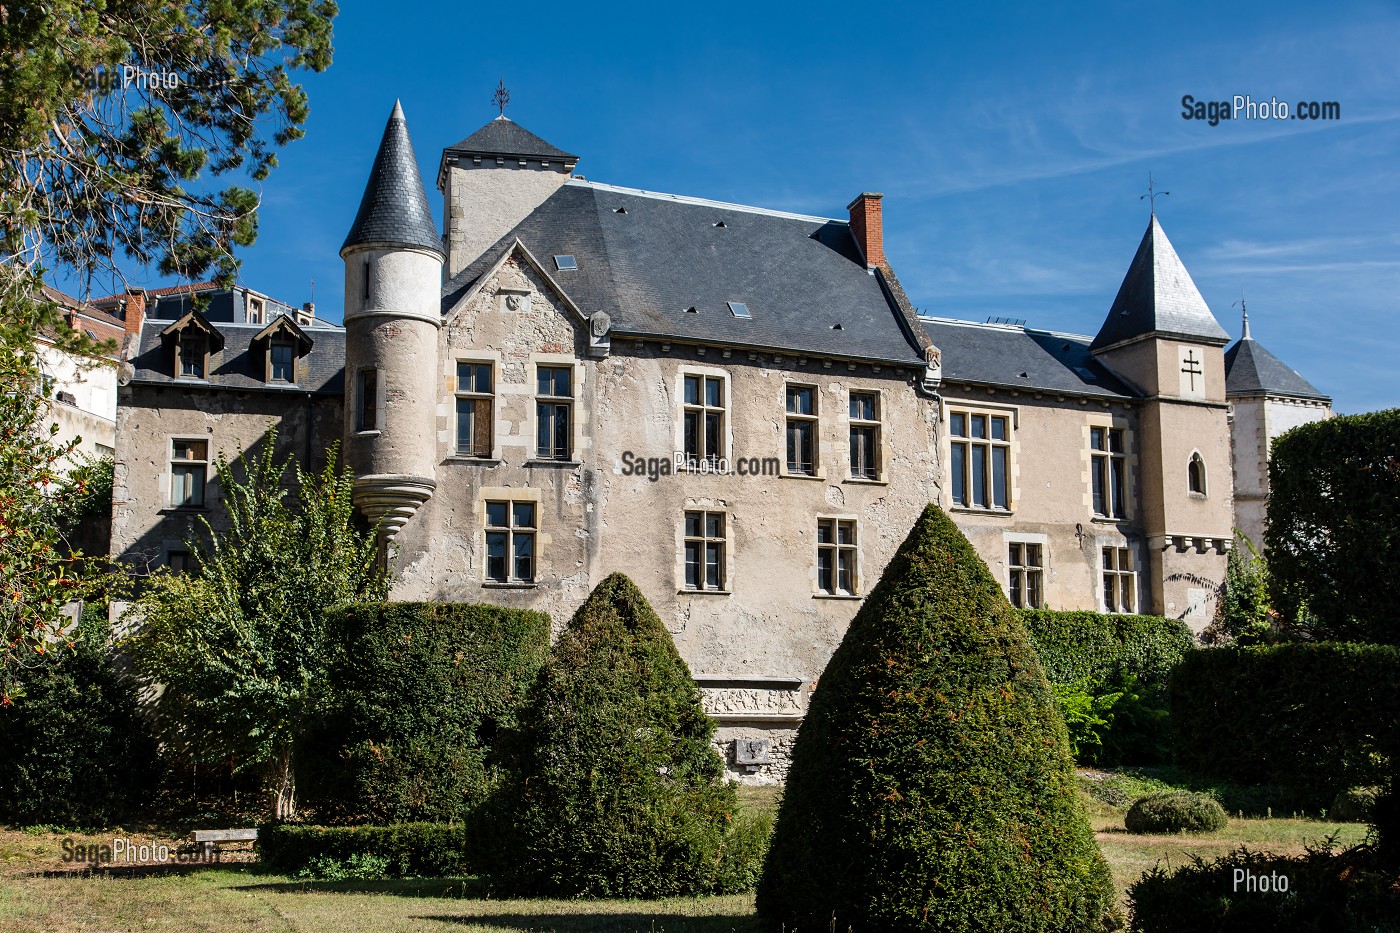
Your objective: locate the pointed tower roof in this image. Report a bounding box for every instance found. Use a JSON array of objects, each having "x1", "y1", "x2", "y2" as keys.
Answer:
[
  {"x1": 1224, "y1": 307, "x2": 1329, "y2": 401},
  {"x1": 445, "y1": 115, "x2": 578, "y2": 164},
  {"x1": 341, "y1": 101, "x2": 443, "y2": 257},
  {"x1": 1090, "y1": 214, "x2": 1229, "y2": 351}
]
